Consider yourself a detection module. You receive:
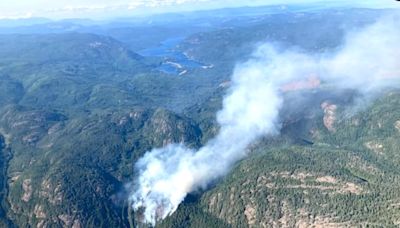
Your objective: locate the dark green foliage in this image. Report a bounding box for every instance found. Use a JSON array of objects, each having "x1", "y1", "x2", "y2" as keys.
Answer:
[
  {"x1": 169, "y1": 89, "x2": 400, "y2": 227},
  {"x1": 158, "y1": 203, "x2": 230, "y2": 228},
  {"x1": 0, "y1": 105, "x2": 201, "y2": 227},
  {"x1": 0, "y1": 7, "x2": 398, "y2": 228}
]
